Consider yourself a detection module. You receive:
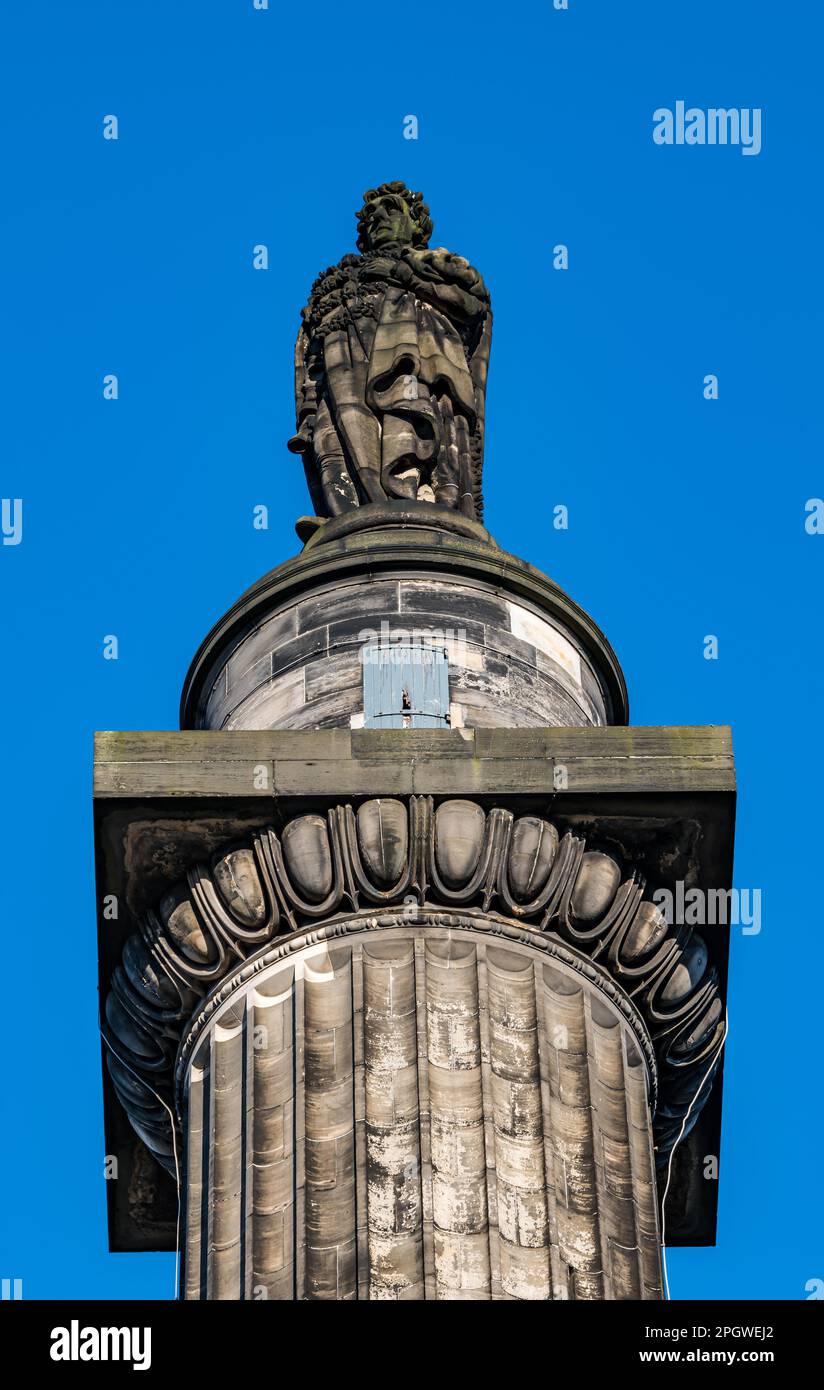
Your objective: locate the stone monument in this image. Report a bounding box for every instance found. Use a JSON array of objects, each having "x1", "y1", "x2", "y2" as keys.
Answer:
[
  {"x1": 289, "y1": 181, "x2": 491, "y2": 534},
  {"x1": 95, "y1": 183, "x2": 735, "y2": 1300}
]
